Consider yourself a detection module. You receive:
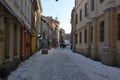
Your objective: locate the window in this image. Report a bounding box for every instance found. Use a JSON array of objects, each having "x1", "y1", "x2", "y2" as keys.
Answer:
[
  {"x1": 117, "y1": 14, "x2": 120, "y2": 40},
  {"x1": 84, "y1": 29, "x2": 87, "y2": 43},
  {"x1": 80, "y1": 9, "x2": 82, "y2": 21},
  {"x1": 79, "y1": 32, "x2": 82, "y2": 43},
  {"x1": 13, "y1": 23, "x2": 18, "y2": 56},
  {"x1": 4, "y1": 17, "x2": 10, "y2": 59},
  {"x1": 85, "y1": 3, "x2": 88, "y2": 17},
  {"x1": 99, "y1": 21, "x2": 104, "y2": 42},
  {"x1": 20, "y1": 0, "x2": 24, "y2": 14},
  {"x1": 43, "y1": 32, "x2": 45, "y2": 39},
  {"x1": 75, "y1": 34, "x2": 78, "y2": 44},
  {"x1": 76, "y1": 14, "x2": 78, "y2": 24},
  {"x1": 100, "y1": 0, "x2": 104, "y2": 4},
  {"x1": 91, "y1": 0, "x2": 94, "y2": 11},
  {"x1": 24, "y1": 0, "x2": 27, "y2": 13},
  {"x1": 91, "y1": 27, "x2": 93, "y2": 42}
]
